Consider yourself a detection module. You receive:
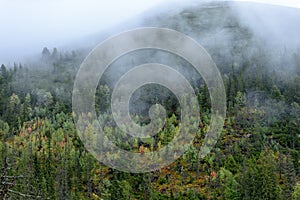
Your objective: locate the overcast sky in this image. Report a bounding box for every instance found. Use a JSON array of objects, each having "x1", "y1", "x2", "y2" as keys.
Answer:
[
  {"x1": 0, "y1": 0, "x2": 174, "y2": 64},
  {"x1": 0, "y1": 0, "x2": 299, "y2": 65}
]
